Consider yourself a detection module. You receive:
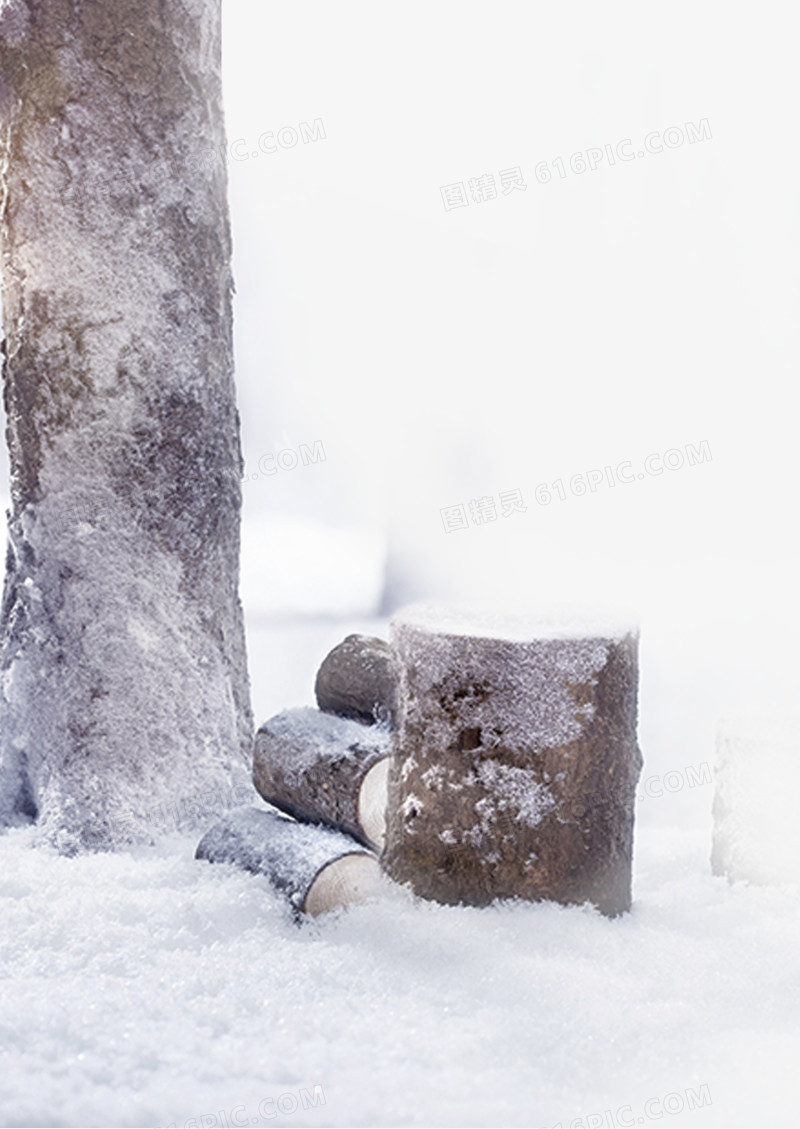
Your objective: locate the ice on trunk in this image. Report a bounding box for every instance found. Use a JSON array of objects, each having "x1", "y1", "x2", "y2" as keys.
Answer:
[
  {"x1": 712, "y1": 716, "x2": 800, "y2": 886},
  {"x1": 382, "y1": 602, "x2": 643, "y2": 916}
]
